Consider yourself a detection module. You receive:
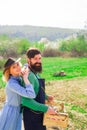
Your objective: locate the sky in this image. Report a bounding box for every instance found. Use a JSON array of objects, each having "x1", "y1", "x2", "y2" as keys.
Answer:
[{"x1": 0, "y1": 0, "x2": 87, "y2": 29}]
